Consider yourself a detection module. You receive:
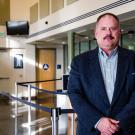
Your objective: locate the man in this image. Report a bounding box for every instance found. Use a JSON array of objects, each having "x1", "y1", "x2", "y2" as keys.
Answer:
[{"x1": 68, "y1": 13, "x2": 135, "y2": 135}]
